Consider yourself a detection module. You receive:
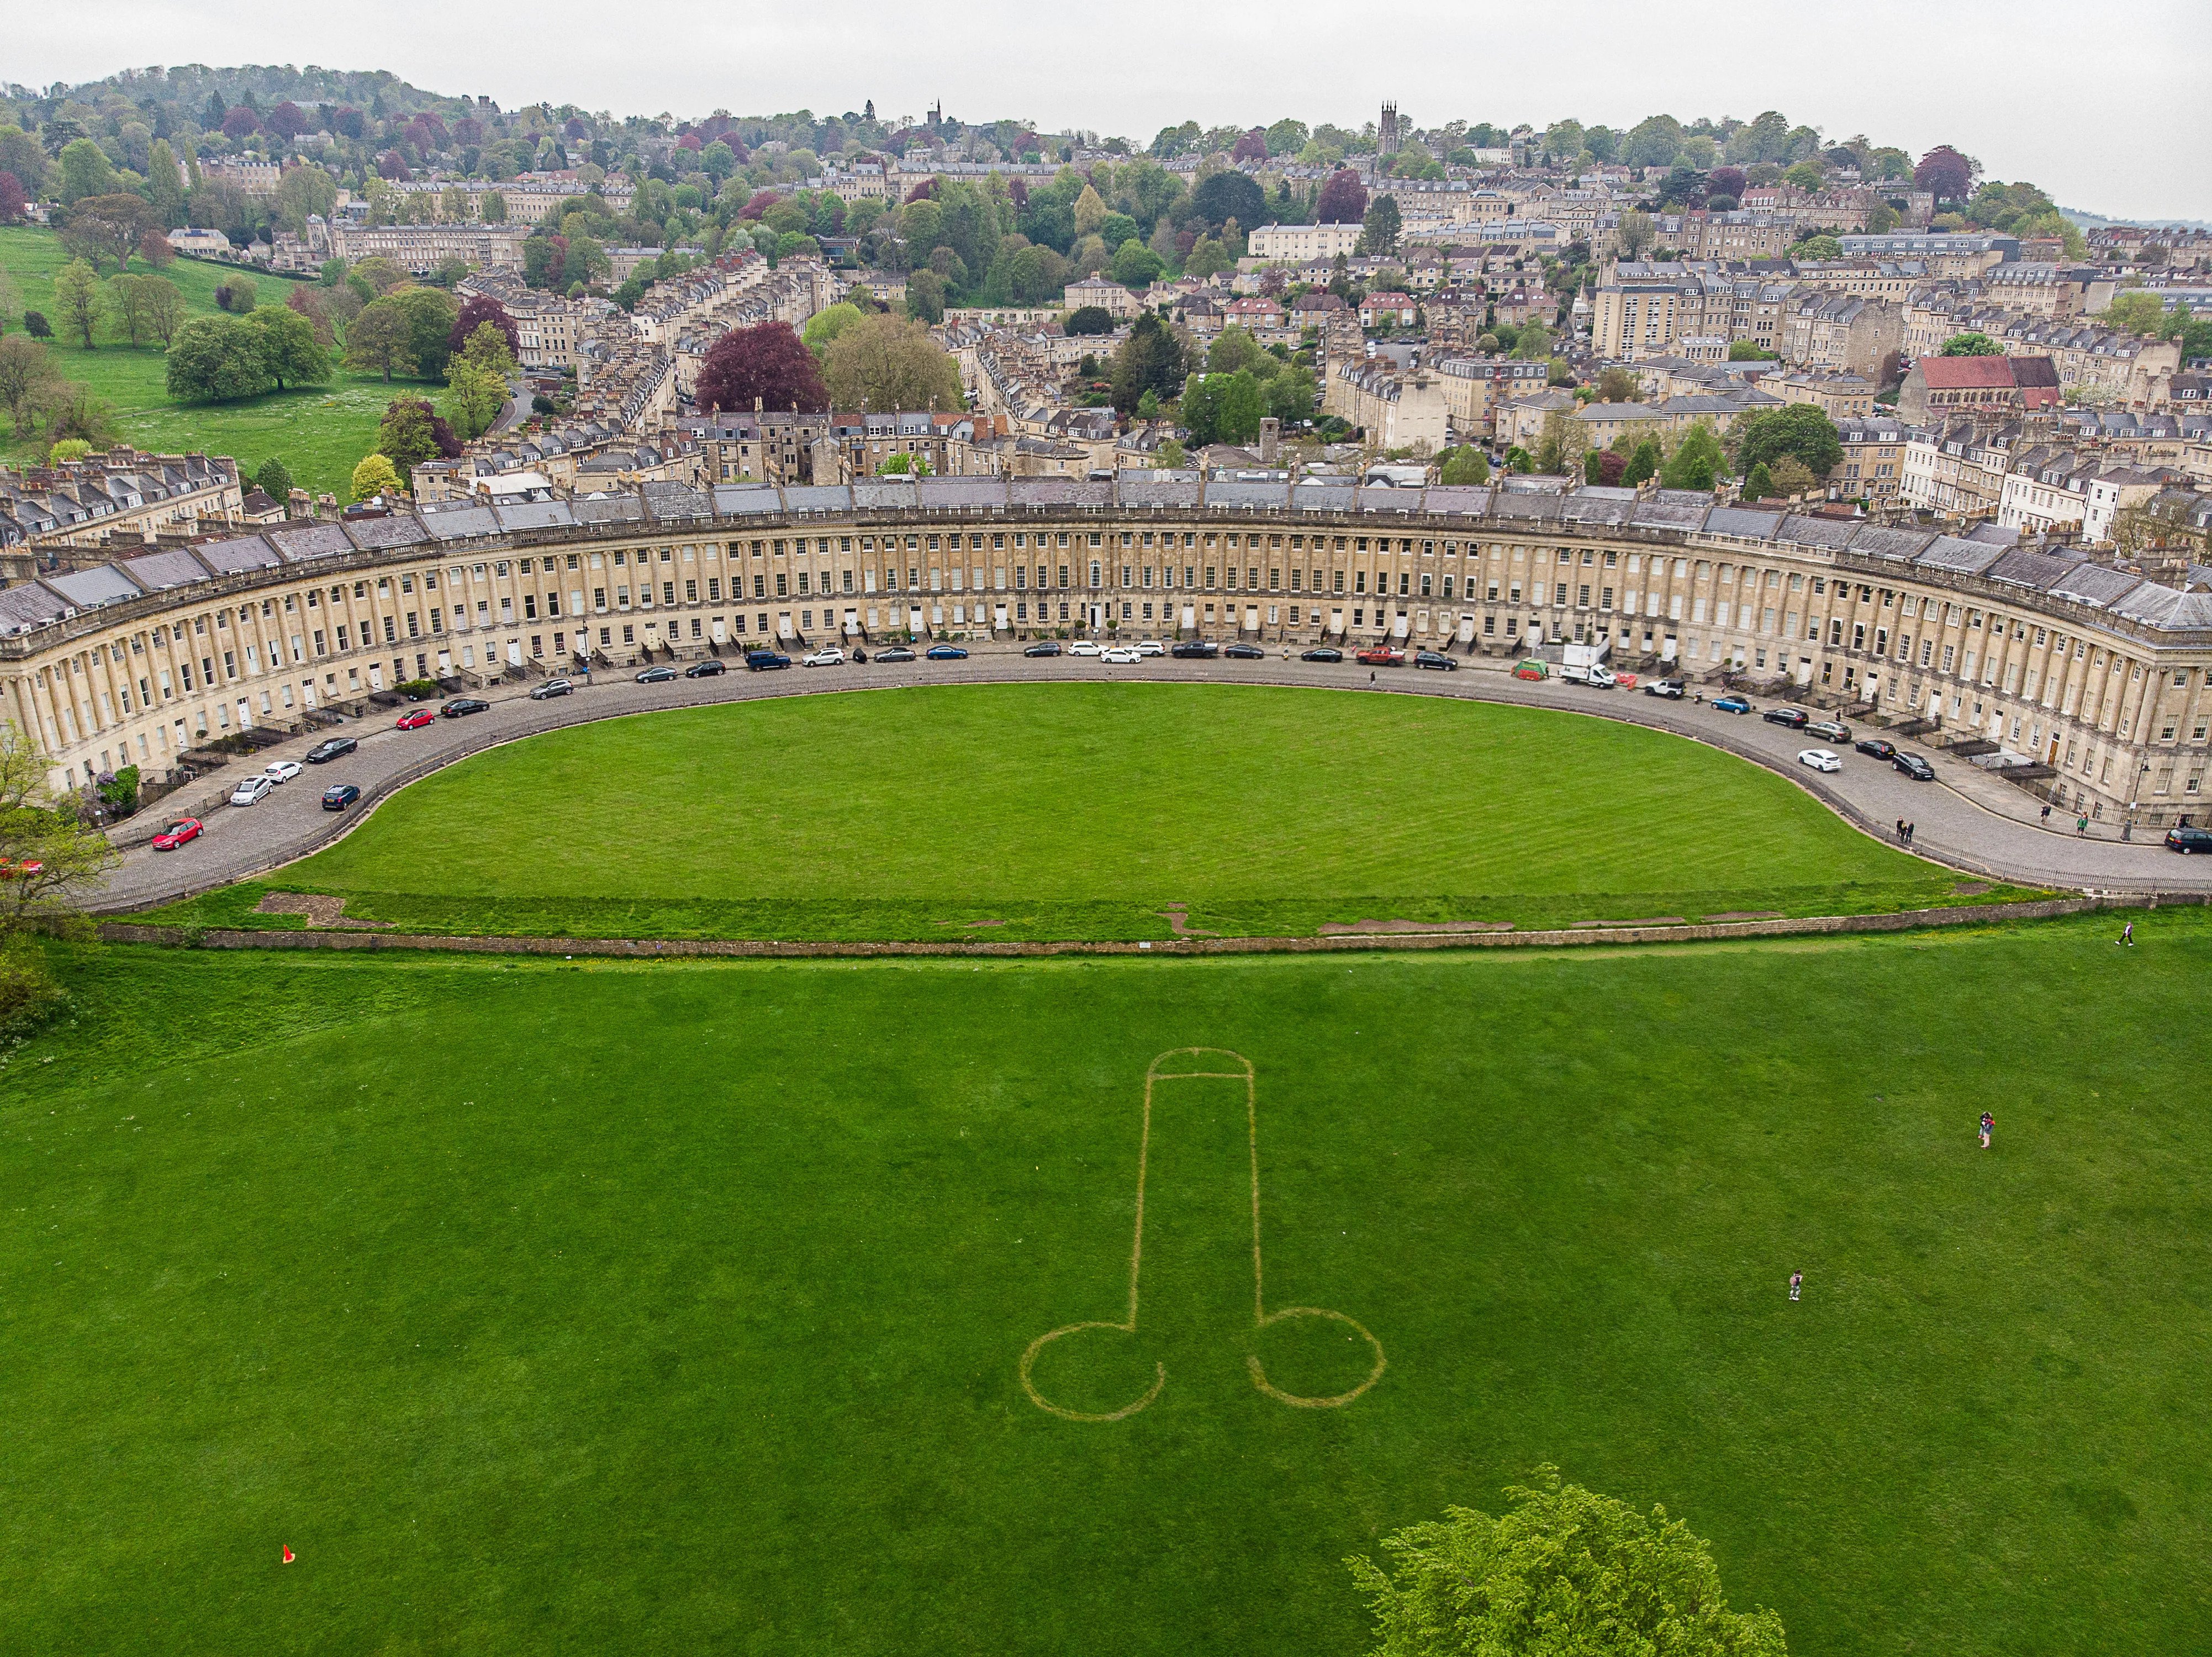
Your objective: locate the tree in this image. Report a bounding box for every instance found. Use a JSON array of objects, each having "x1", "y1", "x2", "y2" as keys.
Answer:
[
  {"x1": 458, "y1": 320, "x2": 515, "y2": 378},
  {"x1": 1622, "y1": 434, "x2": 1664, "y2": 486},
  {"x1": 342, "y1": 299, "x2": 415, "y2": 382},
  {"x1": 2099, "y1": 291, "x2": 2165, "y2": 336},
  {"x1": 802, "y1": 301, "x2": 865, "y2": 357},
  {"x1": 1914, "y1": 145, "x2": 1975, "y2": 204},
  {"x1": 444, "y1": 356, "x2": 506, "y2": 440},
  {"x1": 146, "y1": 138, "x2": 187, "y2": 226},
  {"x1": 1792, "y1": 233, "x2": 1843, "y2": 260},
  {"x1": 1940, "y1": 331, "x2": 2003, "y2": 356},
  {"x1": 1744, "y1": 461, "x2": 1777, "y2": 500},
  {"x1": 1727, "y1": 340, "x2": 1780, "y2": 362},
  {"x1": 245, "y1": 305, "x2": 331, "y2": 390},
  {"x1": 1511, "y1": 323, "x2": 1554, "y2": 362},
  {"x1": 0, "y1": 171, "x2": 27, "y2": 225},
  {"x1": 0, "y1": 726, "x2": 120, "y2": 937},
  {"x1": 1358, "y1": 196, "x2": 1403, "y2": 257},
  {"x1": 166, "y1": 315, "x2": 270, "y2": 402},
  {"x1": 1110, "y1": 239, "x2": 1165, "y2": 288},
  {"x1": 1614, "y1": 209, "x2": 1656, "y2": 261},
  {"x1": 695, "y1": 320, "x2": 830, "y2": 413},
  {"x1": 1593, "y1": 366, "x2": 1639, "y2": 403},
  {"x1": 1732, "y1": 403, "x2": 1841, "y2": 479},
  {"x1": 1438, "y1": 446, "x2": 1489, "y2": 486},
  {"x1": 1768, "y1": 455, "x2": 1818, "y2": 495},
  {"x1": 822, "y1": 312, "x2": 963, "y2": 411},
  {"x1": 1110, "y1": 312, "x2": 1184, "y2": 415},
  {"x1": 138, "y1": 229, "x2": 175, "y2": 269},
  {"x1": 1064, "y1": 305, "x2": 1113, "y2": 336},
  {"x1": 56, "y1": 138, "x2": 117, "y2": 204},
  {"x1": 1316, "y1": 169, "x2": 1368, "y2": 224},
  {"x1": 374, "y1": 399, "x2": 460, "y2": 474},
  {"x1": 1660, "y1": 422, "x2": 1730, "y2": 490},
  {"x1": 1348, "y1": 1470, "x2": 1788, "y2": 1657},
  {"x1": 0, "y1": 335, "x2": 61, "y2": 436},
  {"x1": 61, "y1": 194, "x2": 155, "y2": 273},
  {"x1": 350, "y1": 453, "x2": 403, "y2": 502},
  {"x1": 447, "y1": 295, "x2": 520, "y2": 363},
  {"x1": 50, "y1": 261, "x2": 103, "y2": 349},
  {"x1": 23, "y1": 312, "x2": 51, "y2": 339},
  {"x1": 274, "y1": 162, "x2": 338, "y2": 236},
  {"x1": 392, "y1": 286, "x2": 460, "y2": 379},
  {"x1": 1190, "y1": 171, "x2": 1265, "y2": 234},
  {"x1": 255, "y1": 457, "x2": 293, "y2": 502},
  {"x1": 903, "y1": 269, "x2": 947, "y2": 324},
  {"x1": 1533, "y1": 410, "x2": 1576, "y2": 475}
]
